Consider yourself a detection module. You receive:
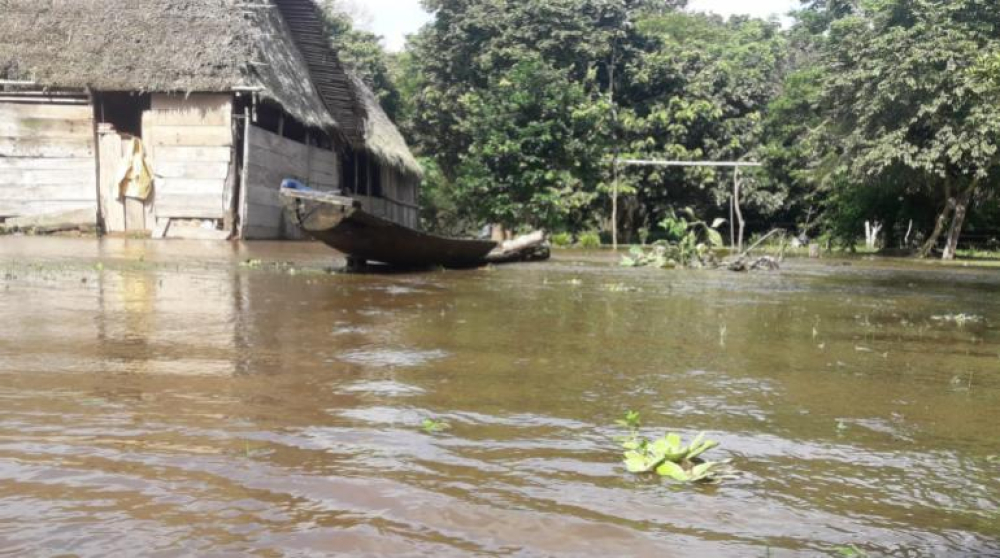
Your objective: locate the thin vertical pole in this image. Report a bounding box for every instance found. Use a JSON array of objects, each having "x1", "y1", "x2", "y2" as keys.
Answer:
[
  {"x1": 612, "y1": 160, "x2": 619, "y2": 250},
  {"x1": 734, "y1": 167, "x2": 745, "y2": 253},
  {"x1": 729, "y1": 184, "x2": 736, "y2": 250}
]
